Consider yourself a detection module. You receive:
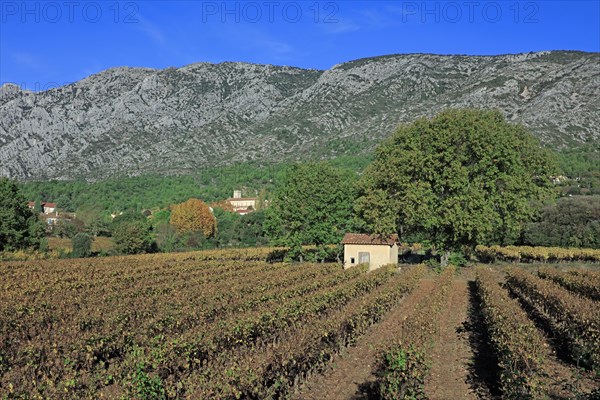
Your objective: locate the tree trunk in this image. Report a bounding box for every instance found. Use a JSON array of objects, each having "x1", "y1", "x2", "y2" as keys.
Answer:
[{"x1": 440, "y1": 250, "x2": 451, "y2": 268}]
